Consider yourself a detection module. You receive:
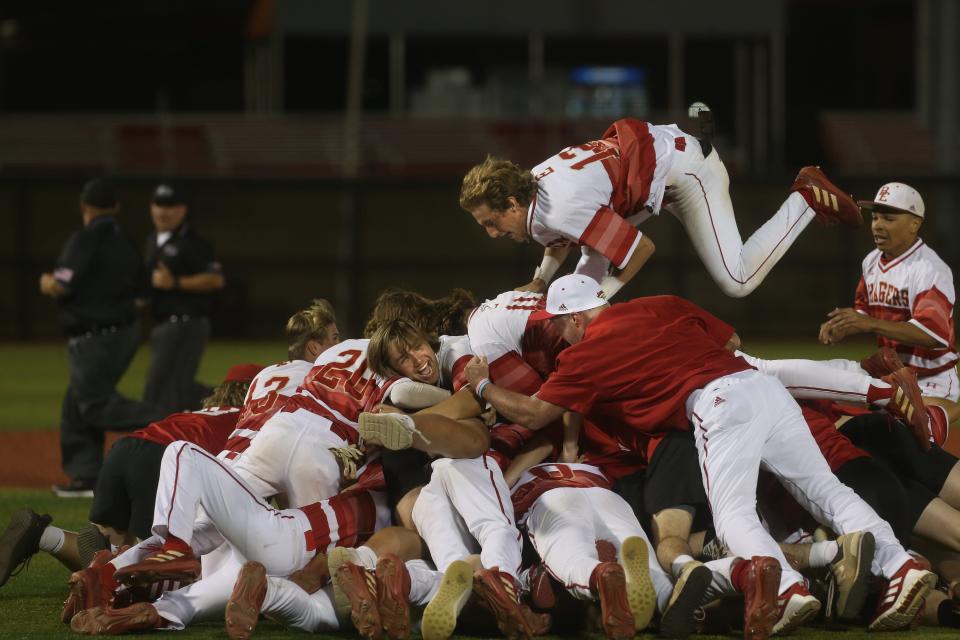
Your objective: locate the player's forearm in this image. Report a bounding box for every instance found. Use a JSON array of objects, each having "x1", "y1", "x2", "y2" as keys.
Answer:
[
  {"x1": 602, "y1": 234, "x2": 655, "y2": 299},
  {"x1": 176, "y1": 273, "x2": 225, "y2": 293},
  {"x1": 503, "y1": 435, "x2": 554, "y2": 487},
  {"x1": 478, "y1": 383, "x2": 557, "y2": 430},
  {"x1": 870, "y1": 318, "x2": 942, "y2": 348},
  {"x1": 416, "y1": 387, "x2": 481, "y2": 420}
]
